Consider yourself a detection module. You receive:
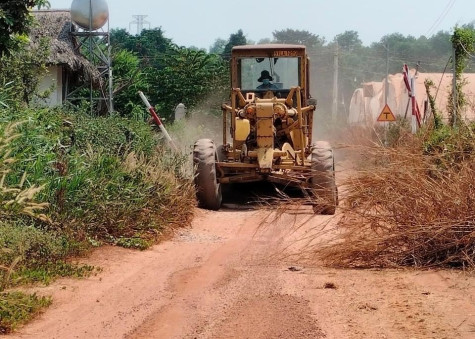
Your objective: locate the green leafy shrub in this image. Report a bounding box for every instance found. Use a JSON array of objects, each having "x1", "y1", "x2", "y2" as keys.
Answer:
[
  {"x1": 423, "y1": 124, "x2": 474, "y2": 167},
  {"x1": 12, "y1": 262, "x2": 94, "y2": 286},
  {"x1": 73, "y1": 113, "x2": 157, "y2": 156},
  {"x1": 386, "y1": 117, "x2": 411, "y2": 146},
  {"x1": 0, "y1": 37, "x2": 50, "y2": 105},
  {"x1": 0, "y1": 222, "x2": 75, "y2": 268},
  {"x1": 0, "y1": 292, "x2": 51, "y2": 334},
  {"x1": 111, "y1": 50, "x2": 151, "y2": 119}
]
